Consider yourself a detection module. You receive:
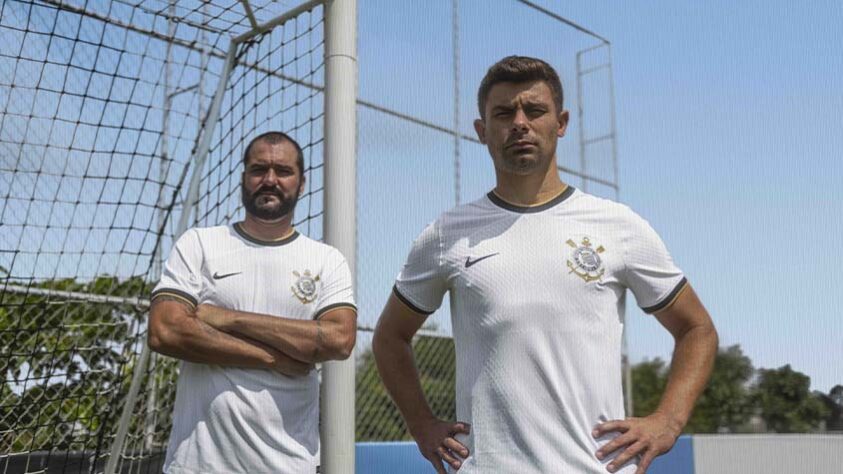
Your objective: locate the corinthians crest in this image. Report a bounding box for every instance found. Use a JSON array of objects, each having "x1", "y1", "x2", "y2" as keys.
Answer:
[
  {"x1": 291, "y1": 270, "x2": 320, "y2": 304},
  {"x1": 566, "y1": 237, "x2": 606, "y2": 283}
]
